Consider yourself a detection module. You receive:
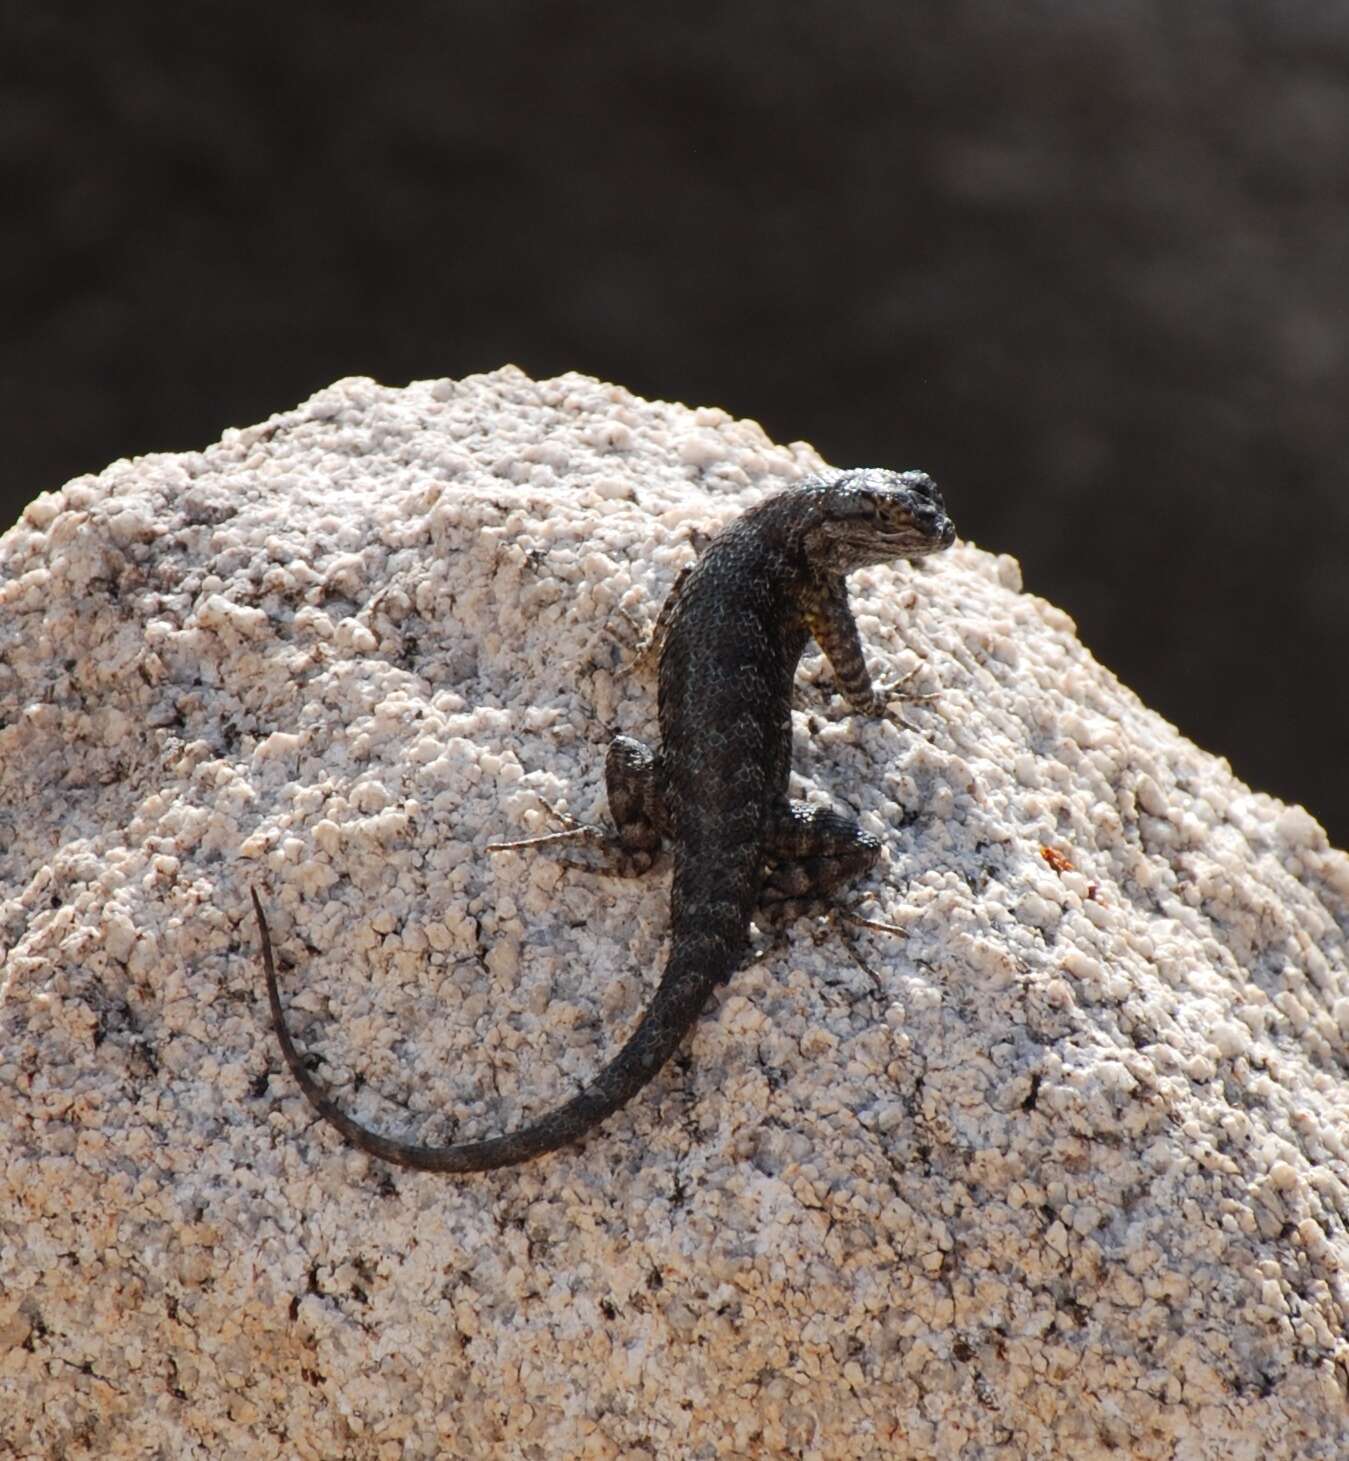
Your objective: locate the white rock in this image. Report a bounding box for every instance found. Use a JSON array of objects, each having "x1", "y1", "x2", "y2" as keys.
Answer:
[{"x1": 1, "y1": 367, "x2": 1346, "y2": 1458}]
